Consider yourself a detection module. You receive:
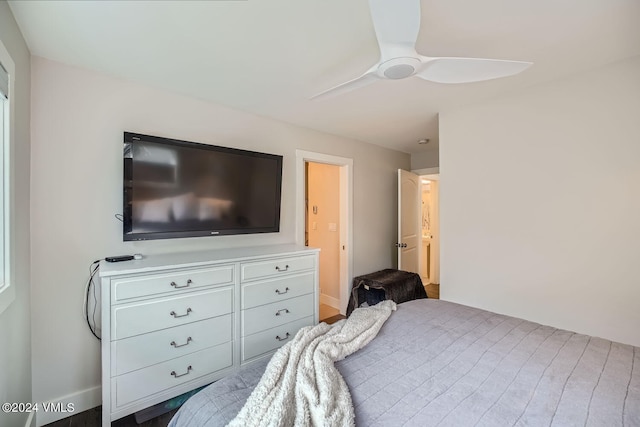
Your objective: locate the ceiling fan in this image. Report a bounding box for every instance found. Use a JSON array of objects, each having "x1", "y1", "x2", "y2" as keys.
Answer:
[{"x1": 312, "y1": 0, "x2": 532, "y2": 99}]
